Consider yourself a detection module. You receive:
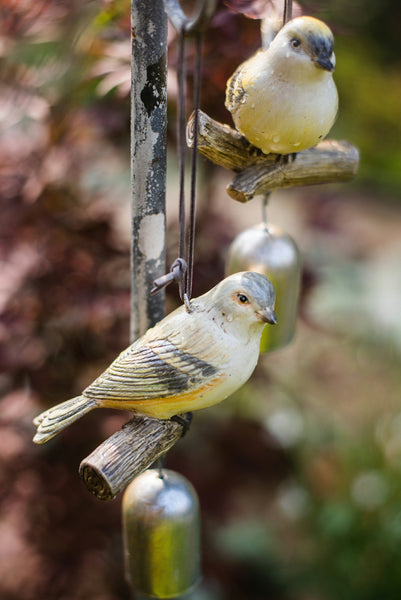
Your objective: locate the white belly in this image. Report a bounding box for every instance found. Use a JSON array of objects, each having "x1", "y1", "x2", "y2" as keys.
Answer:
[{"x1": 234, "y1": 74, "x2": 338, "y2": 154}]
